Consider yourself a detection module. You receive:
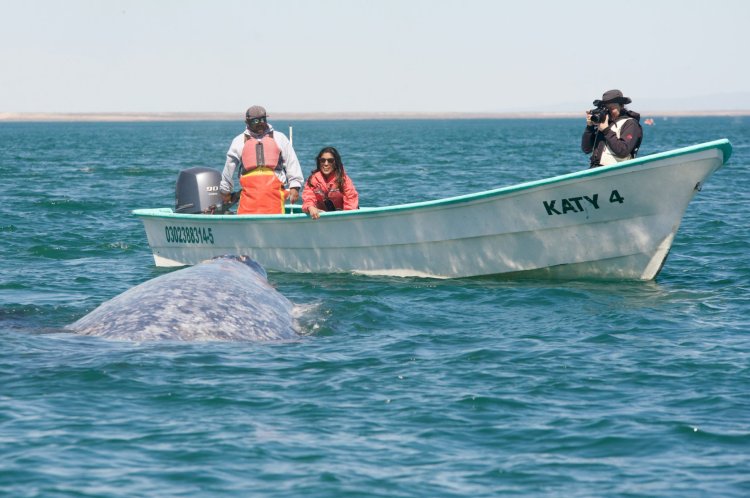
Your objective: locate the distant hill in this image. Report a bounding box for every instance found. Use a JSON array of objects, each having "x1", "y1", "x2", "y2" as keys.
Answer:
[
  {"x1": 516, "y1": 92, "x2": 750, "y2": 115},
  {"x1": 2, "y1": 92, "x2": 749, "y2": 122},
  {"x1": 637, "y1": 92, "x2": 750, "y2": 113}
]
